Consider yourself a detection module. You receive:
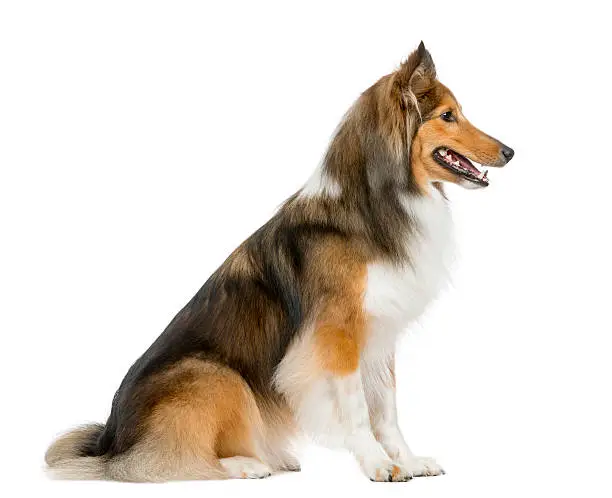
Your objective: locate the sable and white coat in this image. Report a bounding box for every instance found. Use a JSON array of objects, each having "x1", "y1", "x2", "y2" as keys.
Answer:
[{"x1": 45, "y1": 42, "x2": 512, "y2": 483}]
